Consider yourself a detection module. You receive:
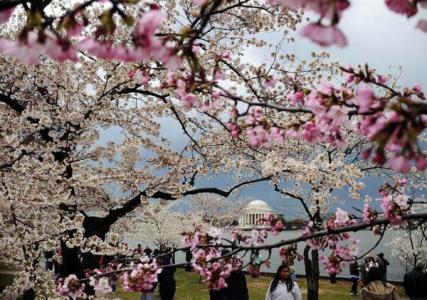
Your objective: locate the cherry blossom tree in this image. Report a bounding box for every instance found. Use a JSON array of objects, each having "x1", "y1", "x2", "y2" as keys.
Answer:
[
  {"x1": 127, "y1": 202, "x2": 201, "y2": 250},
  {"x1": 187, "y1": 193, "x2": 249, "y2": 227},
  {"x1": 389, "y1": 204, "x2": 427, "y2": 271},
  {"x1": 0, "y1": 0, "x2": 426, "y2": 299}
]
